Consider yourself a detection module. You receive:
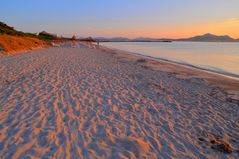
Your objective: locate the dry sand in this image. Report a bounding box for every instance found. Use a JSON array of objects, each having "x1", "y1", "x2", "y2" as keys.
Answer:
[{"x1": 0, "y1": 42, "x2": 239, "y2": 158}]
